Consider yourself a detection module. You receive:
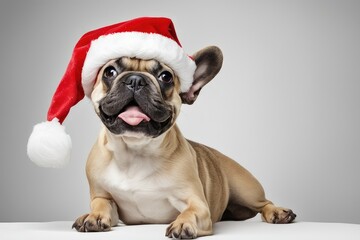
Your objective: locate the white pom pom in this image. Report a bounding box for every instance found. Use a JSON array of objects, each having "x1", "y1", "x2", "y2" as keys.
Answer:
[{"x1": 27, "y1": 118, "x2": 72, "y2": 168}]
